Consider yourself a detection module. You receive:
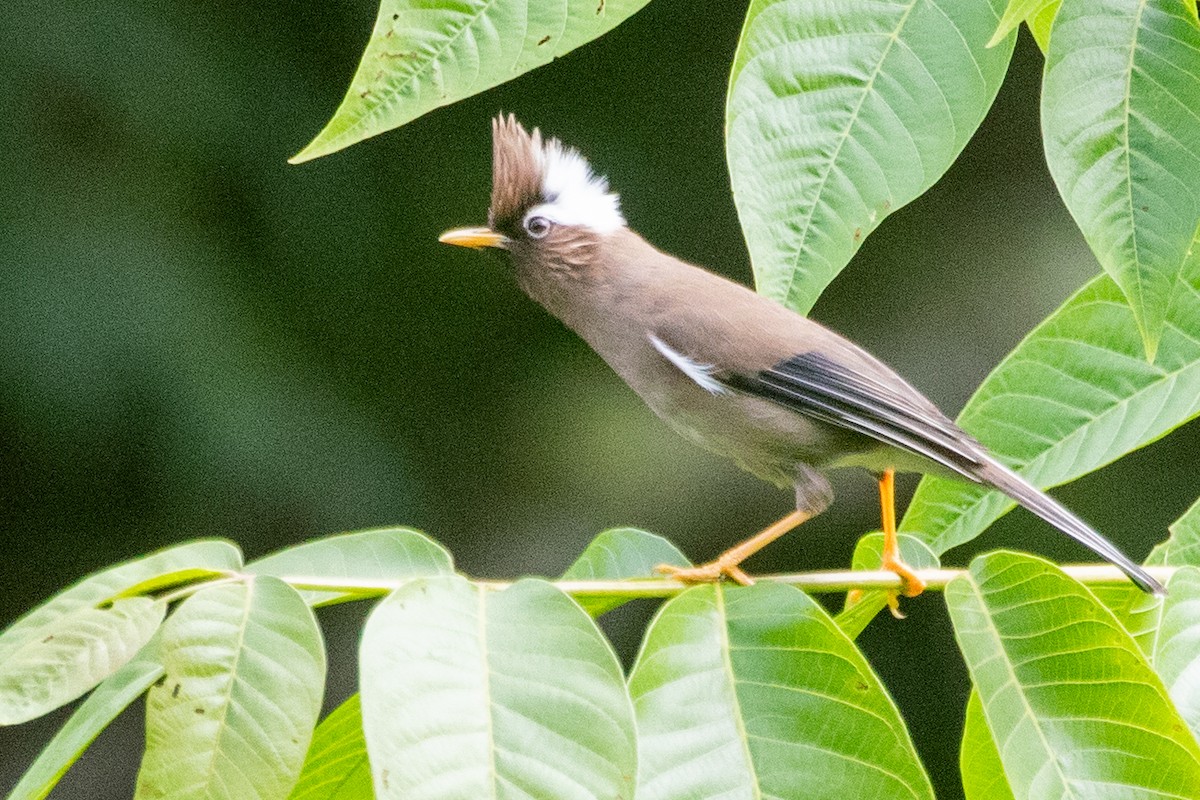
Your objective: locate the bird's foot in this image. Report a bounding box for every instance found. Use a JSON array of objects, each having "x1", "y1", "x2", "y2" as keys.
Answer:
[
  {"x1": 845, "y1": 559, "x2": 926, "y2": 619},
  {"x1": 885, "y1": 557, "x2": 927, "y2": 598},
  {"x1": 655, "y1": 560, "x2": 755, "y2": 586}
]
